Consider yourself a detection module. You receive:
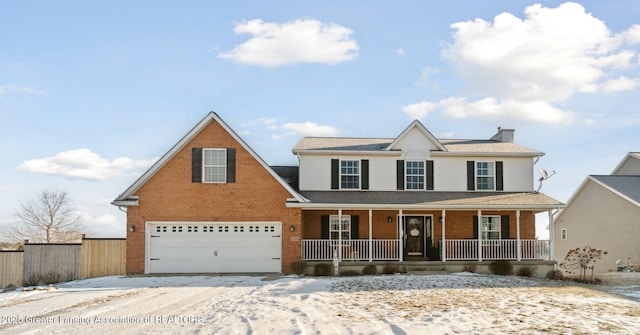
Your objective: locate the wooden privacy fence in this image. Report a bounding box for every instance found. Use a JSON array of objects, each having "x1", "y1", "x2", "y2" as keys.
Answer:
[
  {"x1": 0, "y1": 237, "x2": 126, "y2": 288},
  {"x1": 0, "y1": 251, "x2": 23, "y2": 289}
]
